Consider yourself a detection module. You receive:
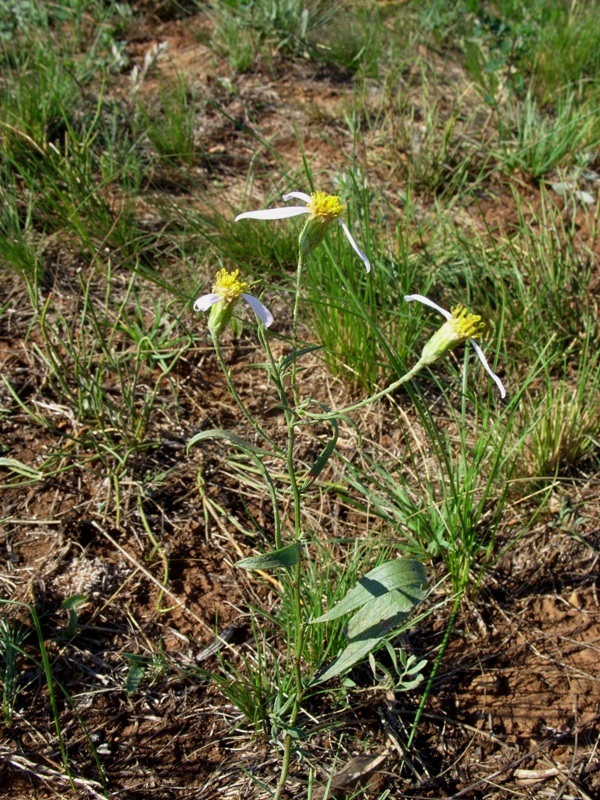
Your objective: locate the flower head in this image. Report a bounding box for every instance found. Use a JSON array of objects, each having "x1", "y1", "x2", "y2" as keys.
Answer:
[
  {"x1": 235, "y1": 190, "x2": 371, "y2": 272},
  {"x1": 195, "y1": 268, "x2": 273, "y2": 338},
  {"x1": 405, "y1": 294, "x2": 506, "y2": 398},
  {"x1": 308, "y1": 191, "x2": 345, "y2": 220},
  {"x1": 213, "y1": 268, "x2": 248, "y2": 301}
]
